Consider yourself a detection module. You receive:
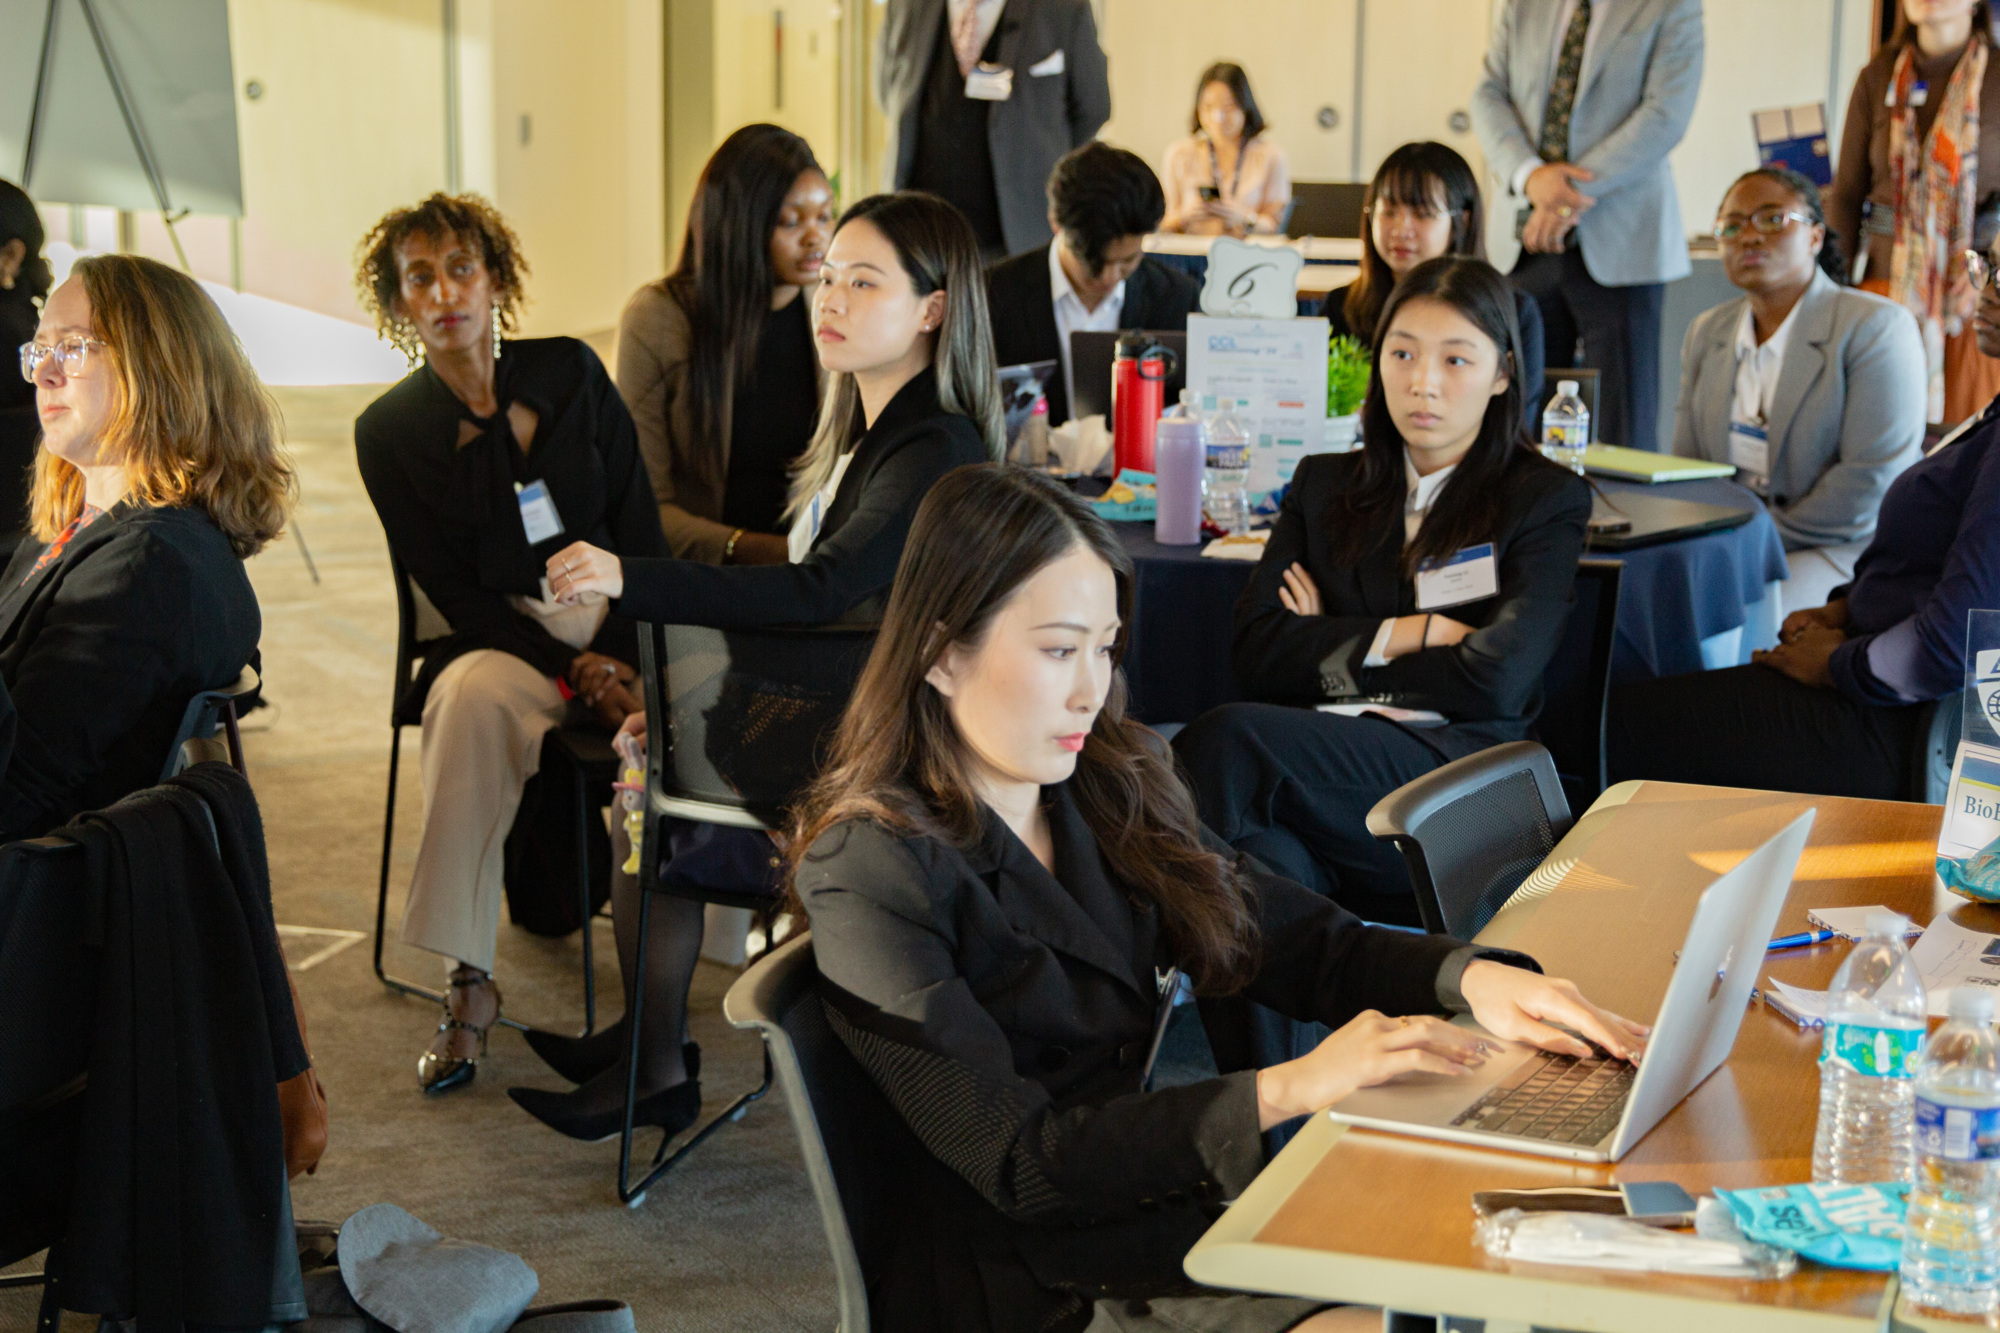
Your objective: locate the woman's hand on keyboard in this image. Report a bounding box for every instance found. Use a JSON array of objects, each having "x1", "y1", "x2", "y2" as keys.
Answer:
[
  {"x1": 1459, "y1": 962, "x2": 1649, "y2": 1065},
  {"x1": 1256, "y1": 1011, "x2": 1490, "y2": 1129}
]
